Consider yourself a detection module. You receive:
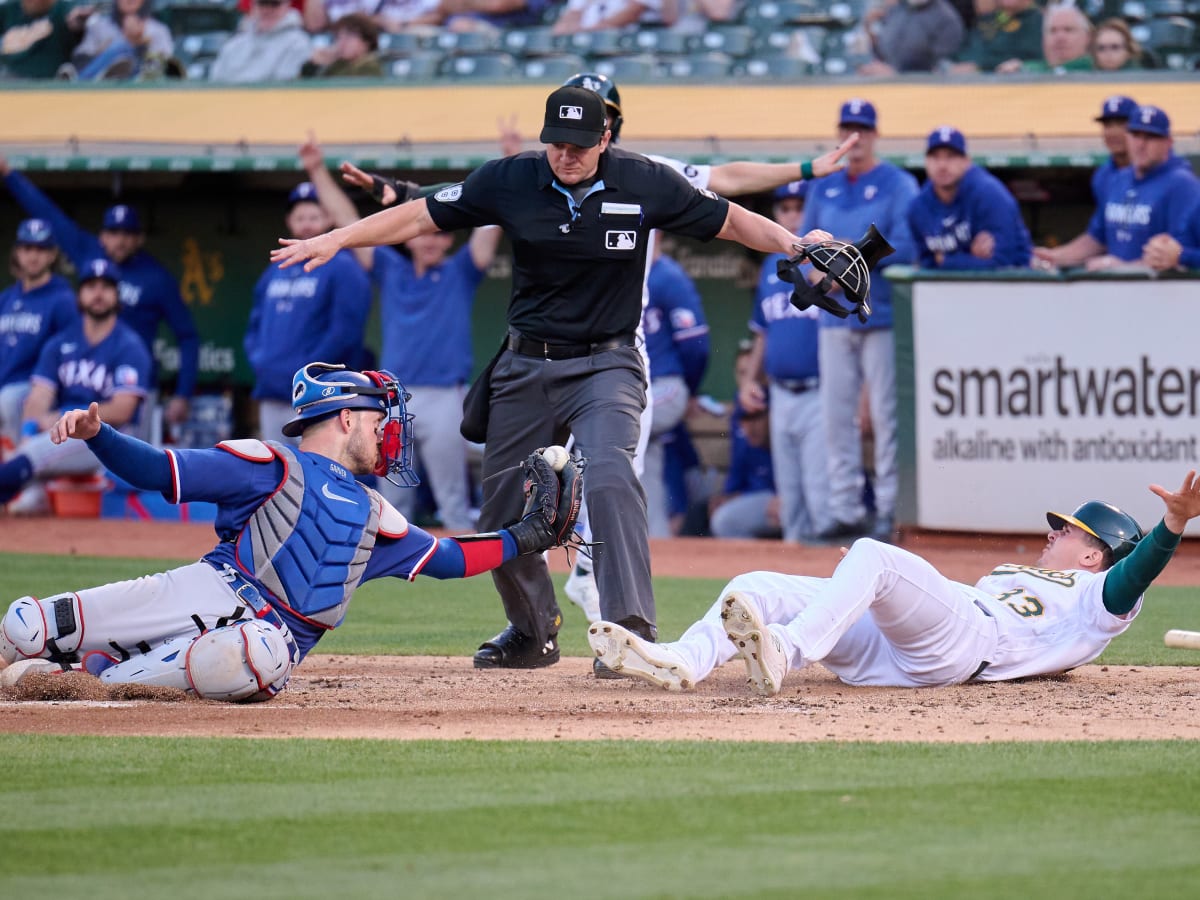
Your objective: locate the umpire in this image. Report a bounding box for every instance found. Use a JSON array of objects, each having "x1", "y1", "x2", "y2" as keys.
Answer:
[{"x1": 272, "y1": 86, "x2": 823, "y2": 668}]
